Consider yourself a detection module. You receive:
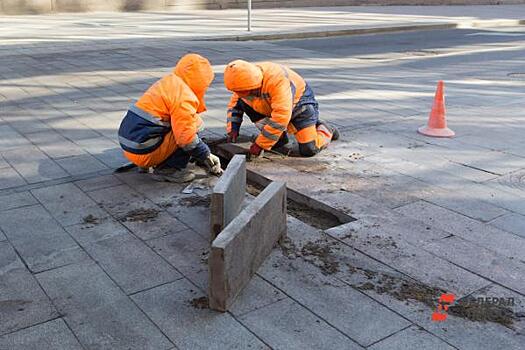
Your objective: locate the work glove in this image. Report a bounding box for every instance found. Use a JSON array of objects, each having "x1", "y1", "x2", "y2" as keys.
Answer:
[
  {"x1": 227, "y1": 130, "x2": 239, "y2": 143},
  {"x1": 249, "y1": 143, "x2": 263, "y2": 158},
  {"x1": 204, "y1": 153, "x2": 223, "y2": 176}
]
